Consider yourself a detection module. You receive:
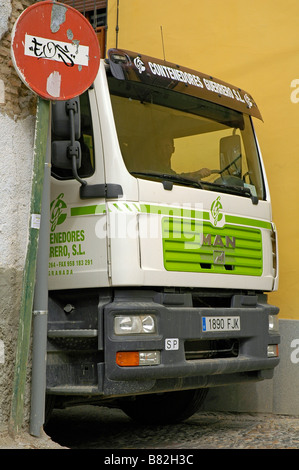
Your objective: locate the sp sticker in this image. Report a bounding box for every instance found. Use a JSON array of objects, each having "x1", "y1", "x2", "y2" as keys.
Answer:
[{"x1": 165, "y1": 338, "x2": 179, "y2": 350}]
